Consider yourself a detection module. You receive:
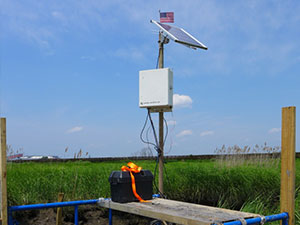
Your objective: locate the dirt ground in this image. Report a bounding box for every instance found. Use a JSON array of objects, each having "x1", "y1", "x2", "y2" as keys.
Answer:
[{"x1": 12, "y1": 205, "x2": 154, "y2": 225}]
